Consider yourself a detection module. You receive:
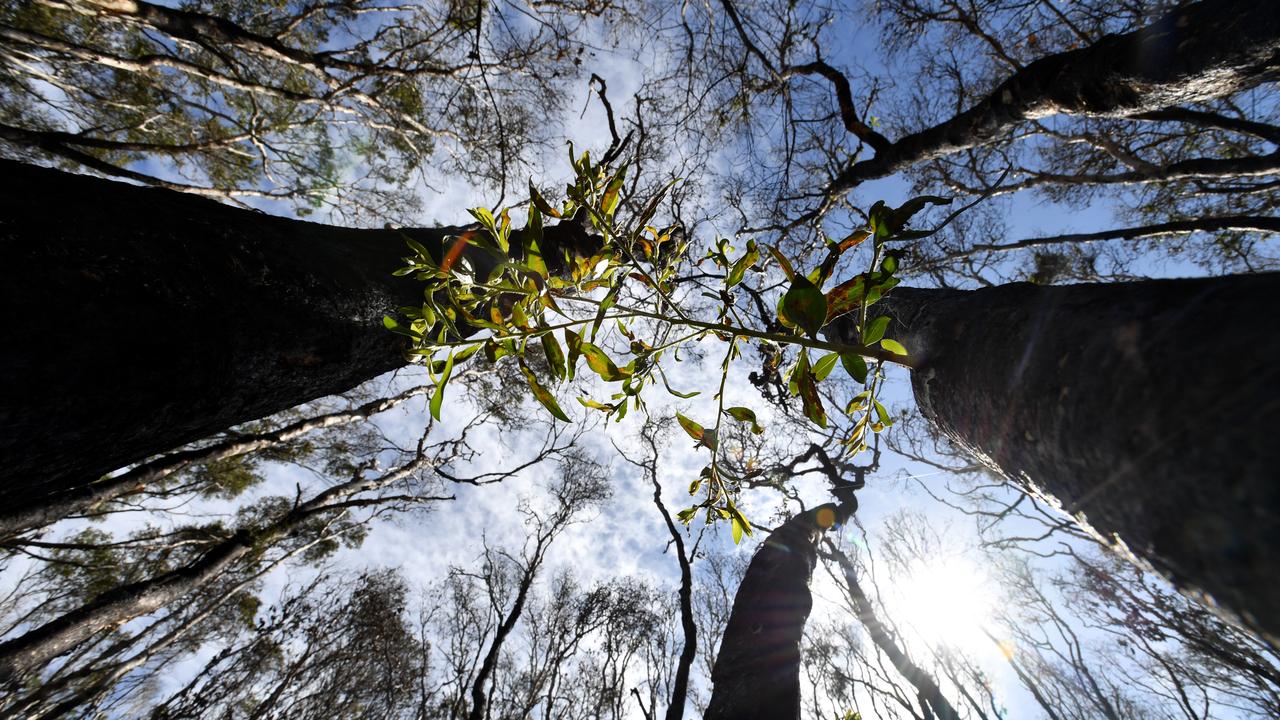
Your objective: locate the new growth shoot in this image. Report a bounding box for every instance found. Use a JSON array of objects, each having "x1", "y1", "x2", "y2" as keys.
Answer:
[{"x1": 385, "y1": 148, "x2": 946, "y2": 542}]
